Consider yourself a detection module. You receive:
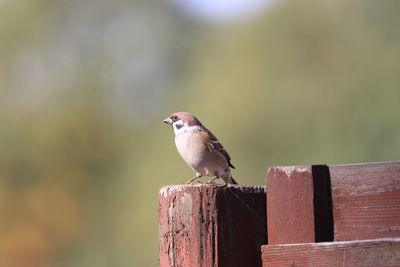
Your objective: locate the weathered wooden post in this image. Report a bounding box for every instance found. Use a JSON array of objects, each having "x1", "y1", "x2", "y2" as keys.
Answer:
[
  {"x1": 158, "y1": 183, "x2": 267, "y2": 267},
  {"x1": 262, "y1": 161, "x2": 400, "y2": 266},
  {"x1": 266, "y1": 165, "x2": 333, "y2": 244}
]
